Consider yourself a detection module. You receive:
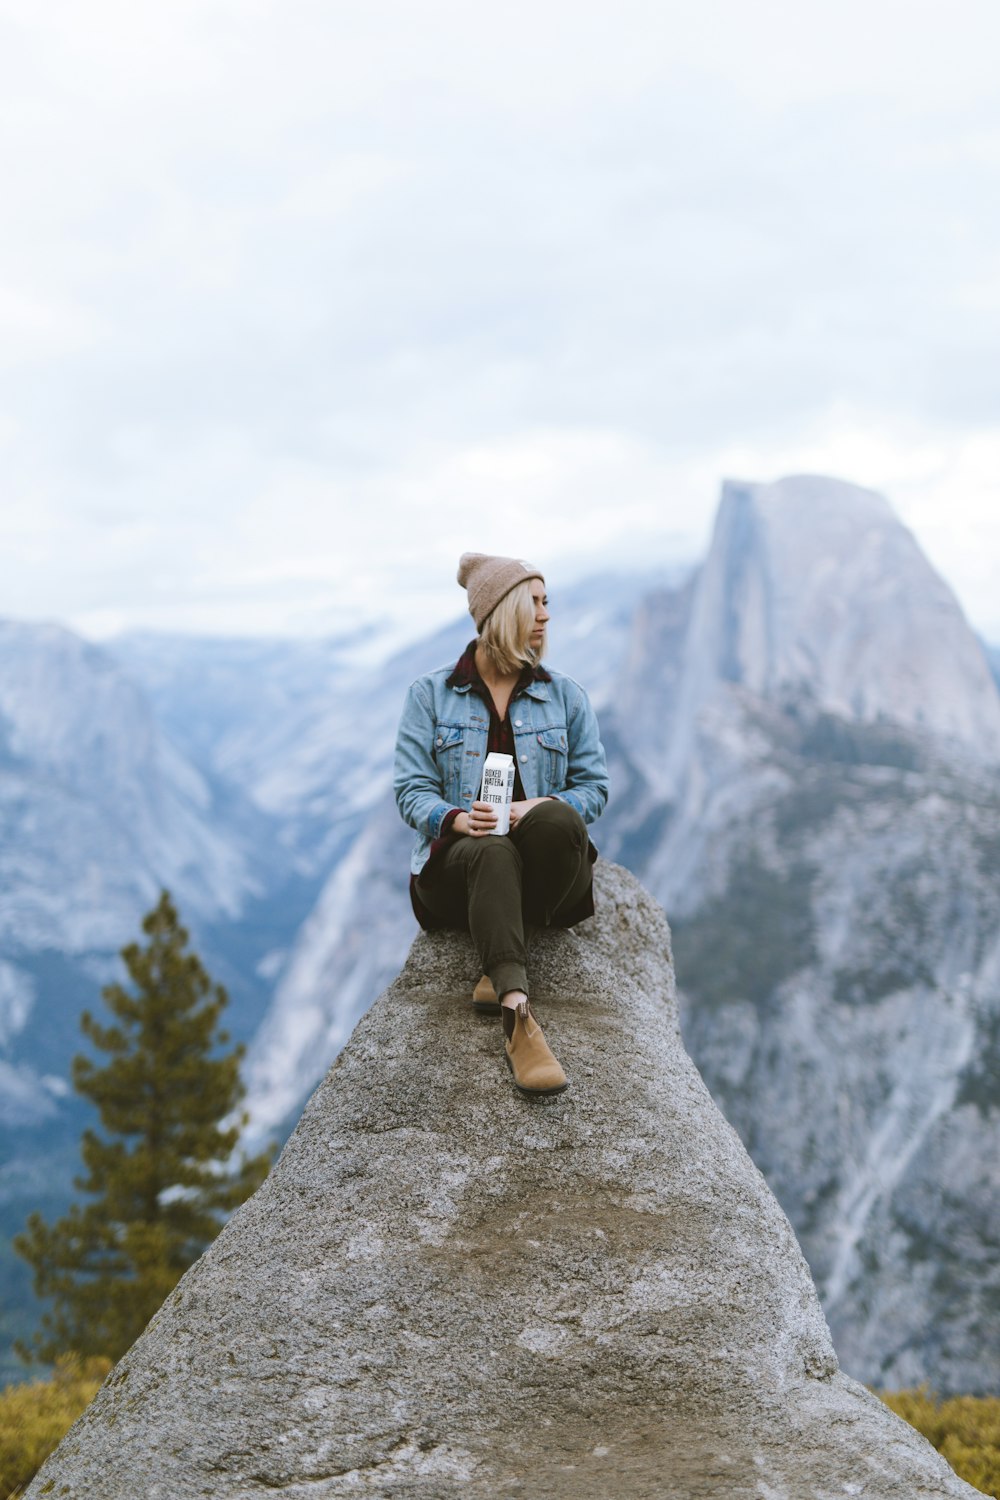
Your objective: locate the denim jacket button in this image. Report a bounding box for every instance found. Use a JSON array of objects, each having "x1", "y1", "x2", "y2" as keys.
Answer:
[{"x1": 514, "y1": 718, "x2": 522, "y2": 726}]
